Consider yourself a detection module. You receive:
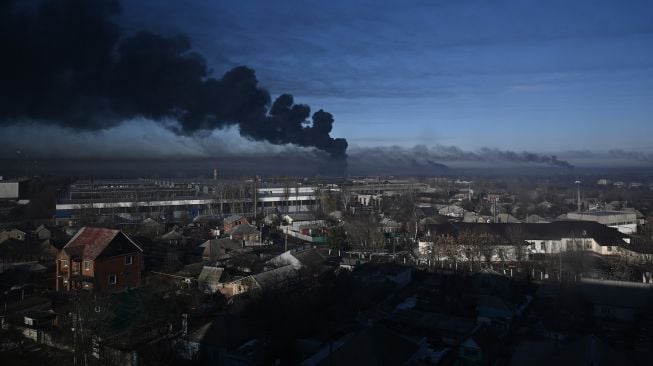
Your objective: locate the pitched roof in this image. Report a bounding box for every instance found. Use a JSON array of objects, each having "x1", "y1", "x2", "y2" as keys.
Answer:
[
  {"x1": 63, "y1": 227, "x2": 142, "y2": 260},
  {"x1": 228, "y1": 223, "x2": 259, "y2": 235},
  {"x1": 140, "y1": 218, "x2": 160, "y2": 226},
  {"x1": 159, "y1": 229, "x2": 184, "y2": 241},
  {"x1": 579, "y1": 280, "x2": 653, "y2": 309},
  {"x1": 427, "y1": 221, "x2": 629, "y2": 246},
  {"x1": 293, "y1": 248, "x2": 327, "y2": 268},
  {"x1": 225, "y1": 215, "x2": 246, "y2": 224},
  {"x1": 283, "y1": 213, "x2": 317, "y2": 222},
  {"x1": 200, "y1": 238, "x2": 242, "y2": 257},
  {"x1": 313, "y1": 324, "x2": 419, "y2": 366},
  {"x1": 252, "y1": 265, "x2": 298, "y2": 289},
  {"x1": 198, "y1": 266, "x2": 224, "y2": 284},
  {"x1": 525, "y1": 215, "x2": 549, "y2": 223}
]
